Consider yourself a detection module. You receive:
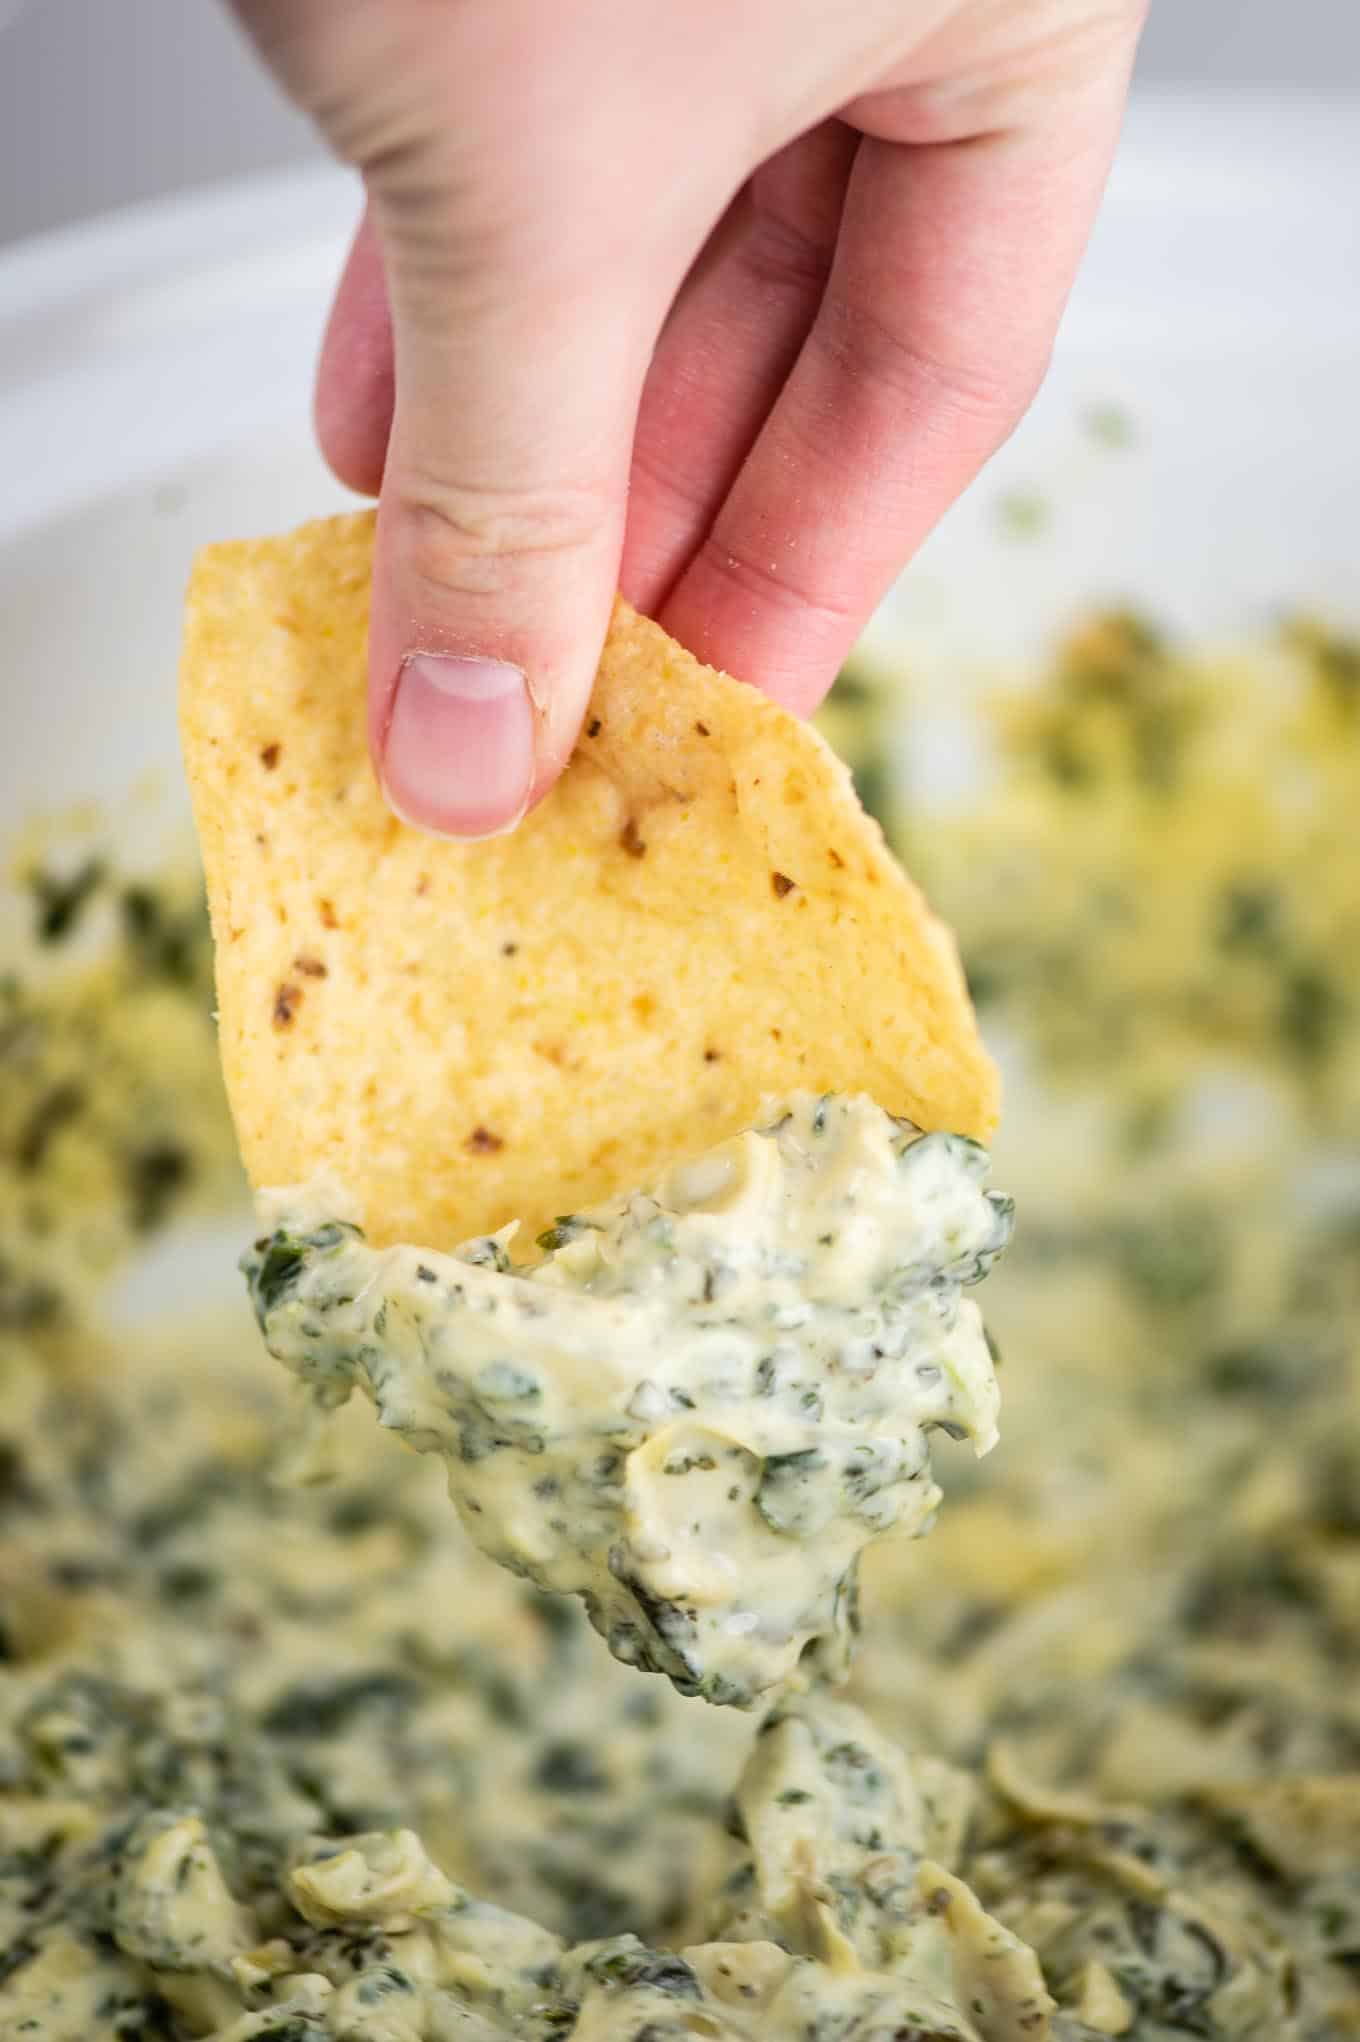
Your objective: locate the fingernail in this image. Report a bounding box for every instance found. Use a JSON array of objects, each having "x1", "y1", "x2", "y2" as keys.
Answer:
[{"x1": 382, "y1": 655, "x2": 534, "y2": 839}]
